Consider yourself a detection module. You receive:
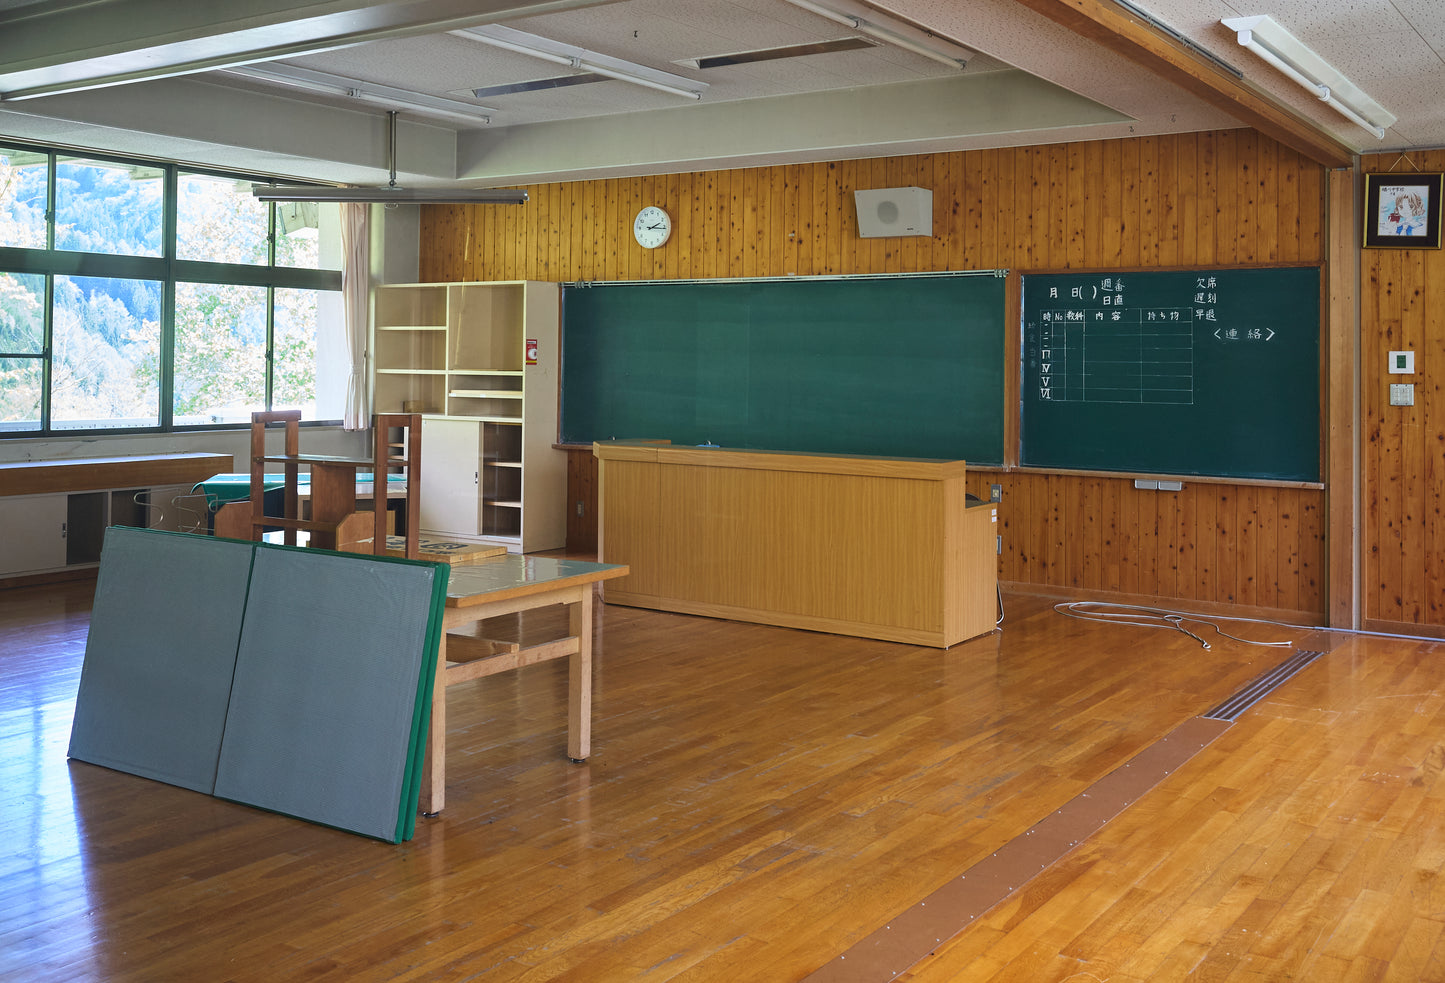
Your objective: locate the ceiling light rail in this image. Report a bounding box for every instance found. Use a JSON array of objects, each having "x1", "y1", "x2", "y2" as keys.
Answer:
[
  {"x1": 451, "y1": 25, "x2": 706, "y2": 101},
  {"x1": 1222, "y1": 14, "x2": 1394, "y2": 139},
  {"x1": 222, "y1": 64, "x2": 497, "y2": 125},
  {"x1": 779, "y1": 0, "x2": 975, "y2": 69}
]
